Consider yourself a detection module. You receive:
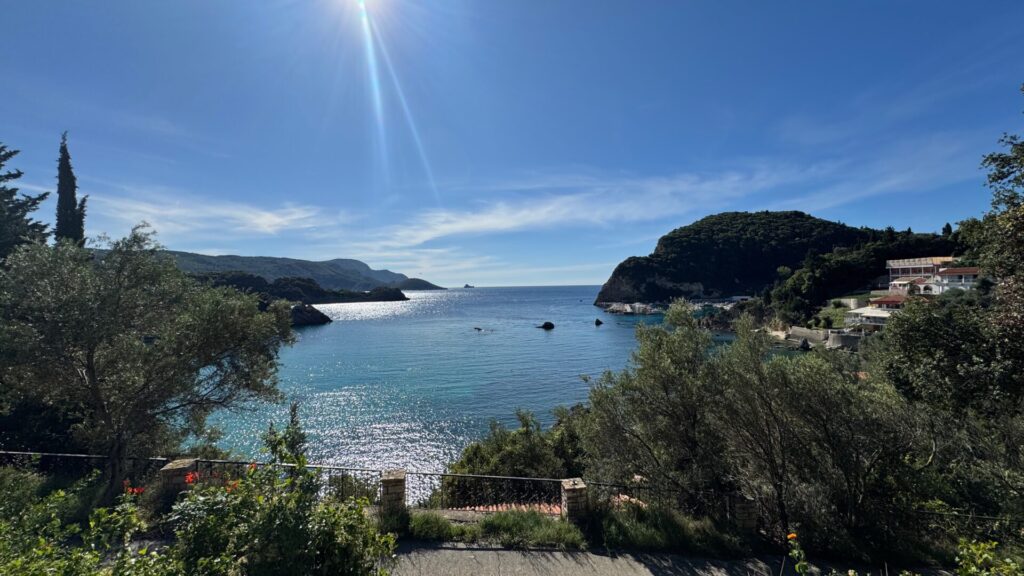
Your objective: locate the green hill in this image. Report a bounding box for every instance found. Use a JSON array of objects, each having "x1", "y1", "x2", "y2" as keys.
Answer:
[
  {"x1": 596, "y1": 211, "x2": 869, "y2": 304},
  {"x1": 165, "y1": 251, "x2": 439, "y2": 291},
  {"x1": 595, "y1": 211, "x2": 960, "y2": 308}
]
